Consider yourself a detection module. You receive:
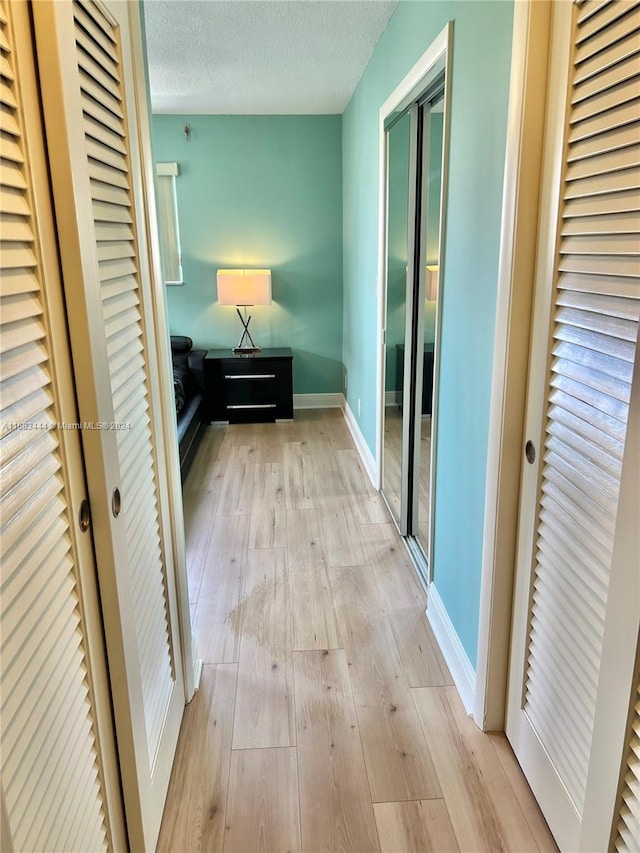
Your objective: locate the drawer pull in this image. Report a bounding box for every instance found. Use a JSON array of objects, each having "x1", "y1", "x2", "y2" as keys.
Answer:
[
  {"x1": 225, "y1": 373, "x2": 275, "y2": 380},
  {"x1": 227, "y1": 403, "x2": 277, "y2": 410}
]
